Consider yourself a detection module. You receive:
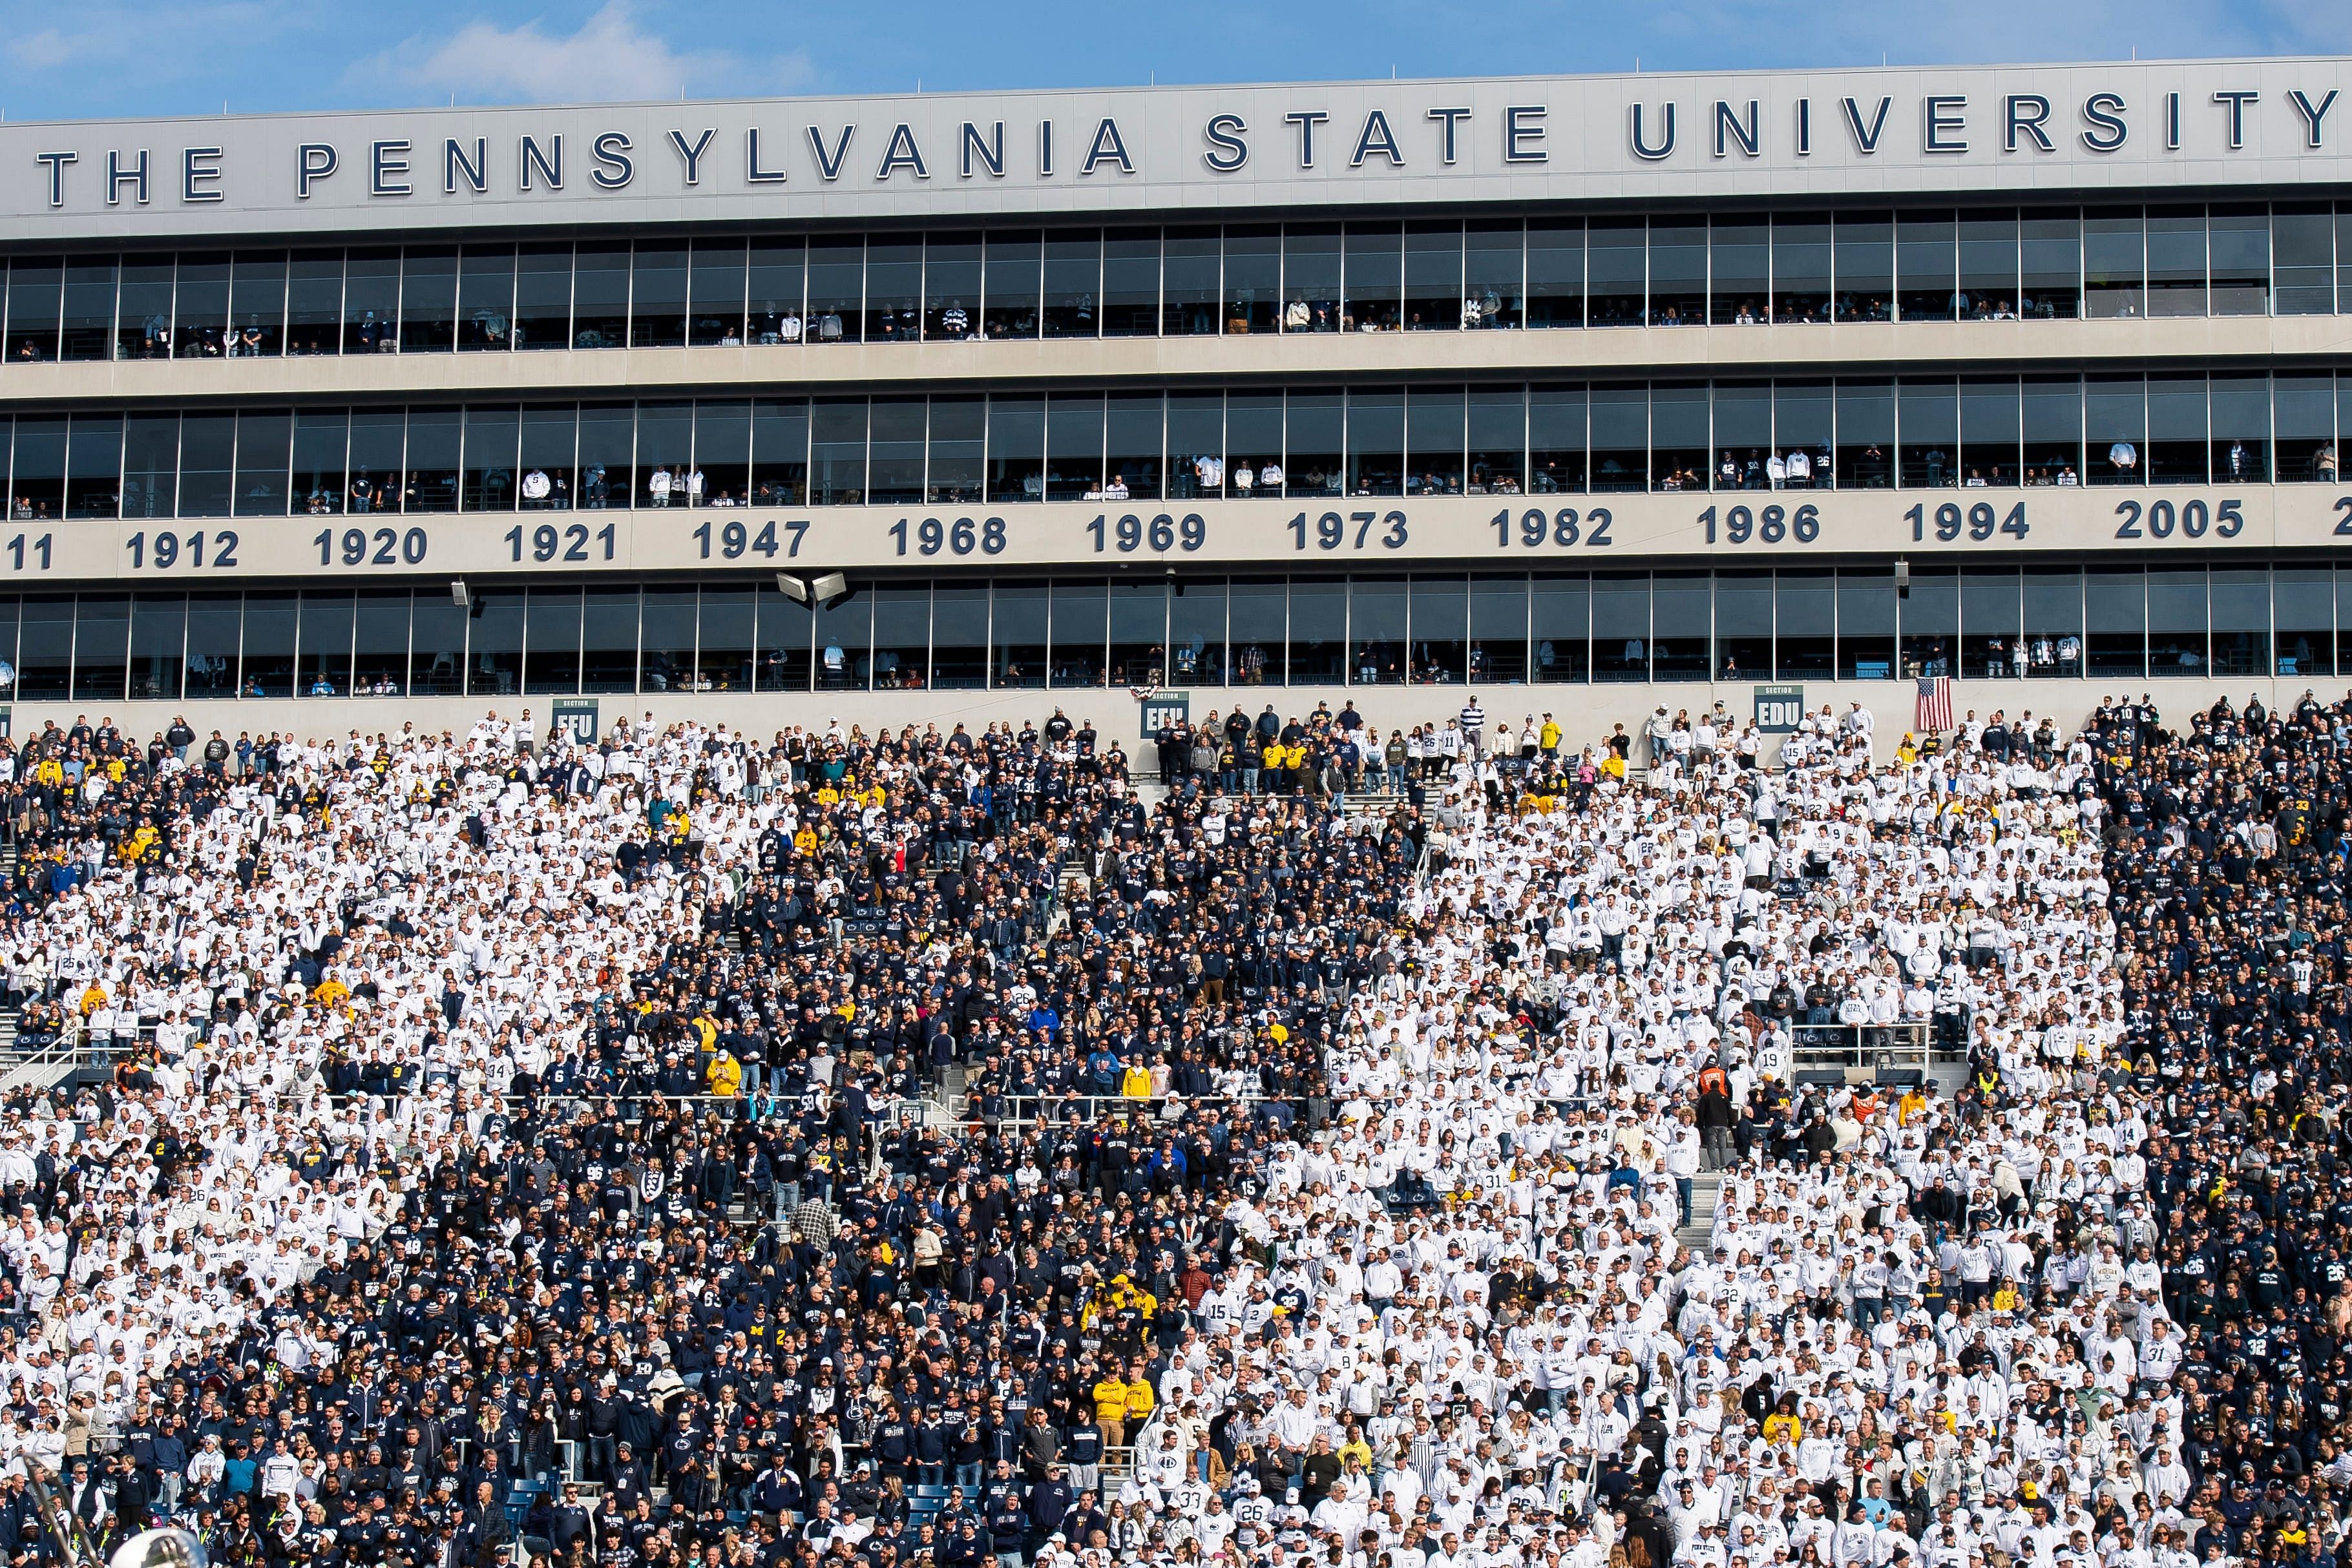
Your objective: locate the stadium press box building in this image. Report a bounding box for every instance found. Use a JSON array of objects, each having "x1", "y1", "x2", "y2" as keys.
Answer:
[{"x1": 0, "y1": 60, "x2": 2350, "y2": 743}]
